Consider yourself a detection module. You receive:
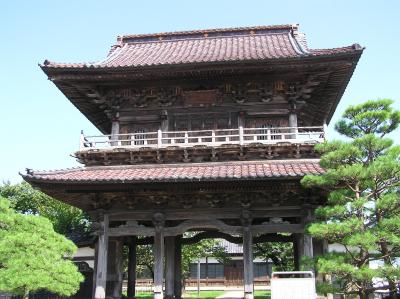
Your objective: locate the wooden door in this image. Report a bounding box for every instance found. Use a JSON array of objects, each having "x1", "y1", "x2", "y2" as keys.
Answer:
[{"x1": 224, "y1": 260, "x2": 244, "y2": 286}]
